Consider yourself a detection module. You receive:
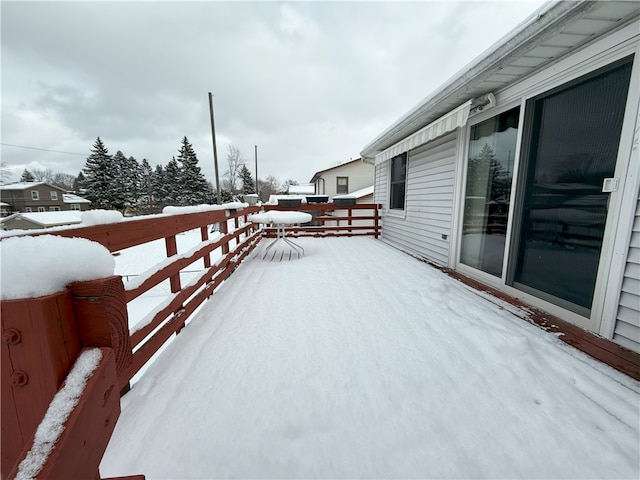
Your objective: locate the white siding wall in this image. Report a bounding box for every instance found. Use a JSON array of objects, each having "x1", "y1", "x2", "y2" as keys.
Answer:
[
  {"x1": 614, "y1": 188, "x2": 640, "y2": 352},
  {"x1": 378, "y1": 132, "x2": 457, "y2": 266},
  {"x1": 374, "y1": 160, "x2": 388, "y2": 207}
]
